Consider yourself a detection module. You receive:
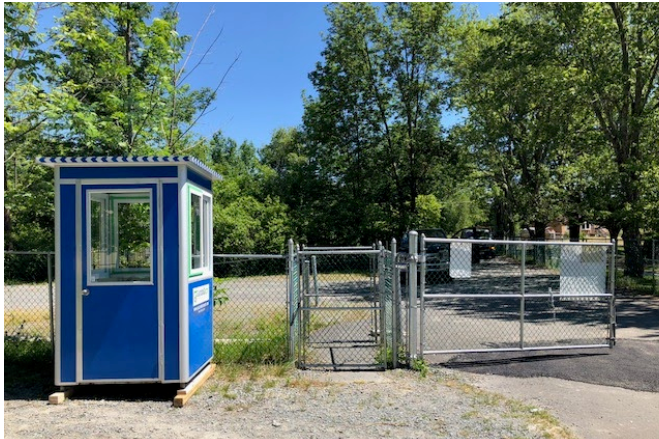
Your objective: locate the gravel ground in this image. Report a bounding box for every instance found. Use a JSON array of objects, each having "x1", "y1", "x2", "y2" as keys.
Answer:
[{"x1": 4, "y1": 368, "x2": 572, "y2": 439}]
